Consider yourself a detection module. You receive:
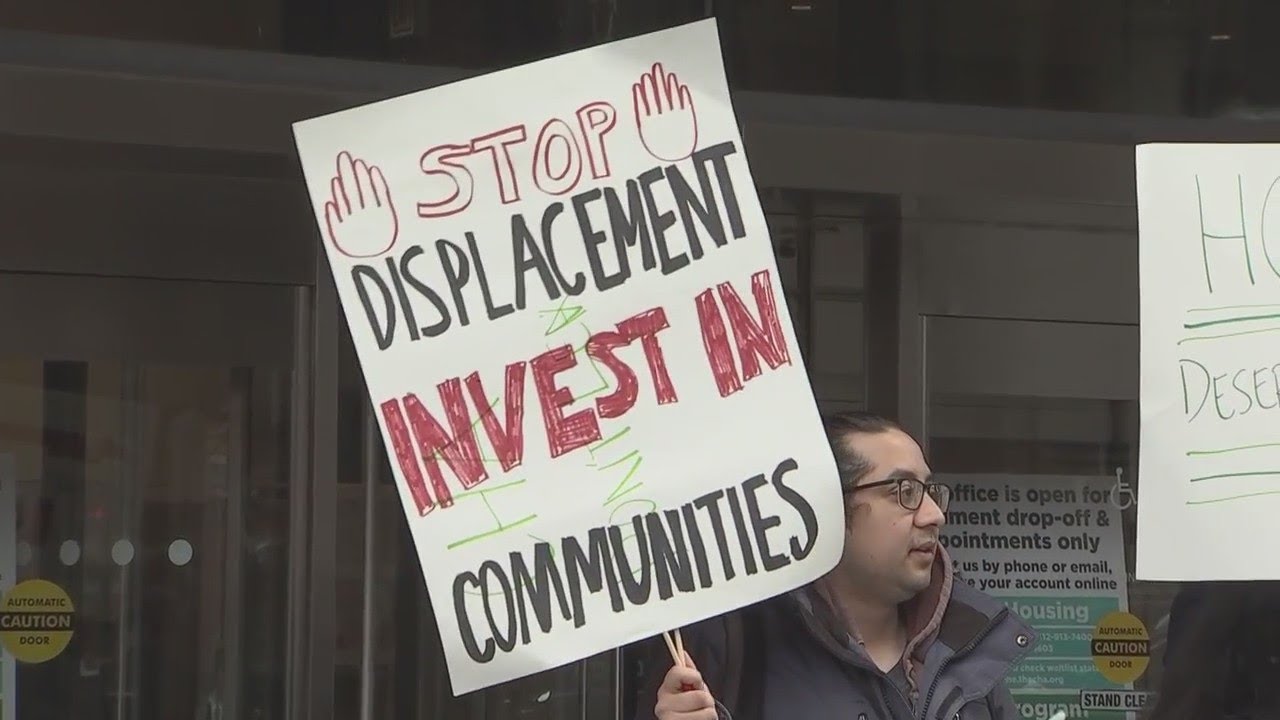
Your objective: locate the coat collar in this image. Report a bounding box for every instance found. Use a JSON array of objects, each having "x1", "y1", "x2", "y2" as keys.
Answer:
[{"x1": 784, "y1": 547, "x2": 1022, "y2": 688}]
